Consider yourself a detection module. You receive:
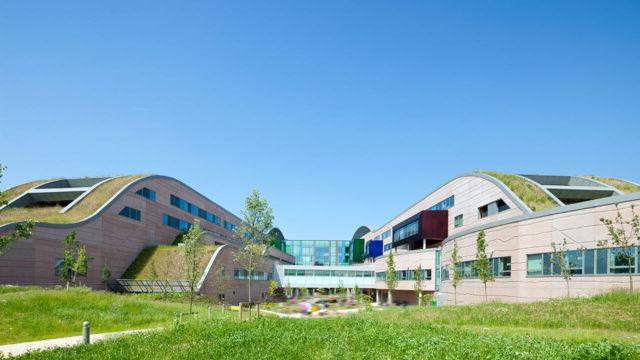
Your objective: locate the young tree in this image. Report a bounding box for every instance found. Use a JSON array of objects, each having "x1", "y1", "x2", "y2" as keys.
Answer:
[
  {"x1": 268, "y1": 279, "x2": 278, "y2": 301},
  {"x1": 59, "y1": 230, "x2": 90, "y2": 289},
  {"x1": 101, "y1": 258, "x2": 112, "y2": 287},
  {"x1": 284, "y1": 281, "x2": 292, "y2": 299},
  {"x1": 385, "y1": 250, "x2": 398, "y2": 305},
  {"x1": 72, "y1": 245, "x2": 90, "y2": 286},
  {"x1": 449, "y1": 240, "x2": 463, "y2": 305},
  {"x1": 0, "y1": 165, "x2": 35, "y2": 256},
  {"x1": 413, "y1": 264, "x2": 424, "y2": 306},
  {"x1": 182, "y1": 219, "x2": 206, "y2": 314},
  {"x1": 599, "y1": 205, "x2": 639, "y2": 292},
  {"x1": 473, "y1": 230, "x2": 494, "y2": 302},
  {"x1": 233, "y1": 190, "x2": 274, "y2": 305},
  {"x1": 550, "y1": 238, "x2": 575, "y2": 297}
]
